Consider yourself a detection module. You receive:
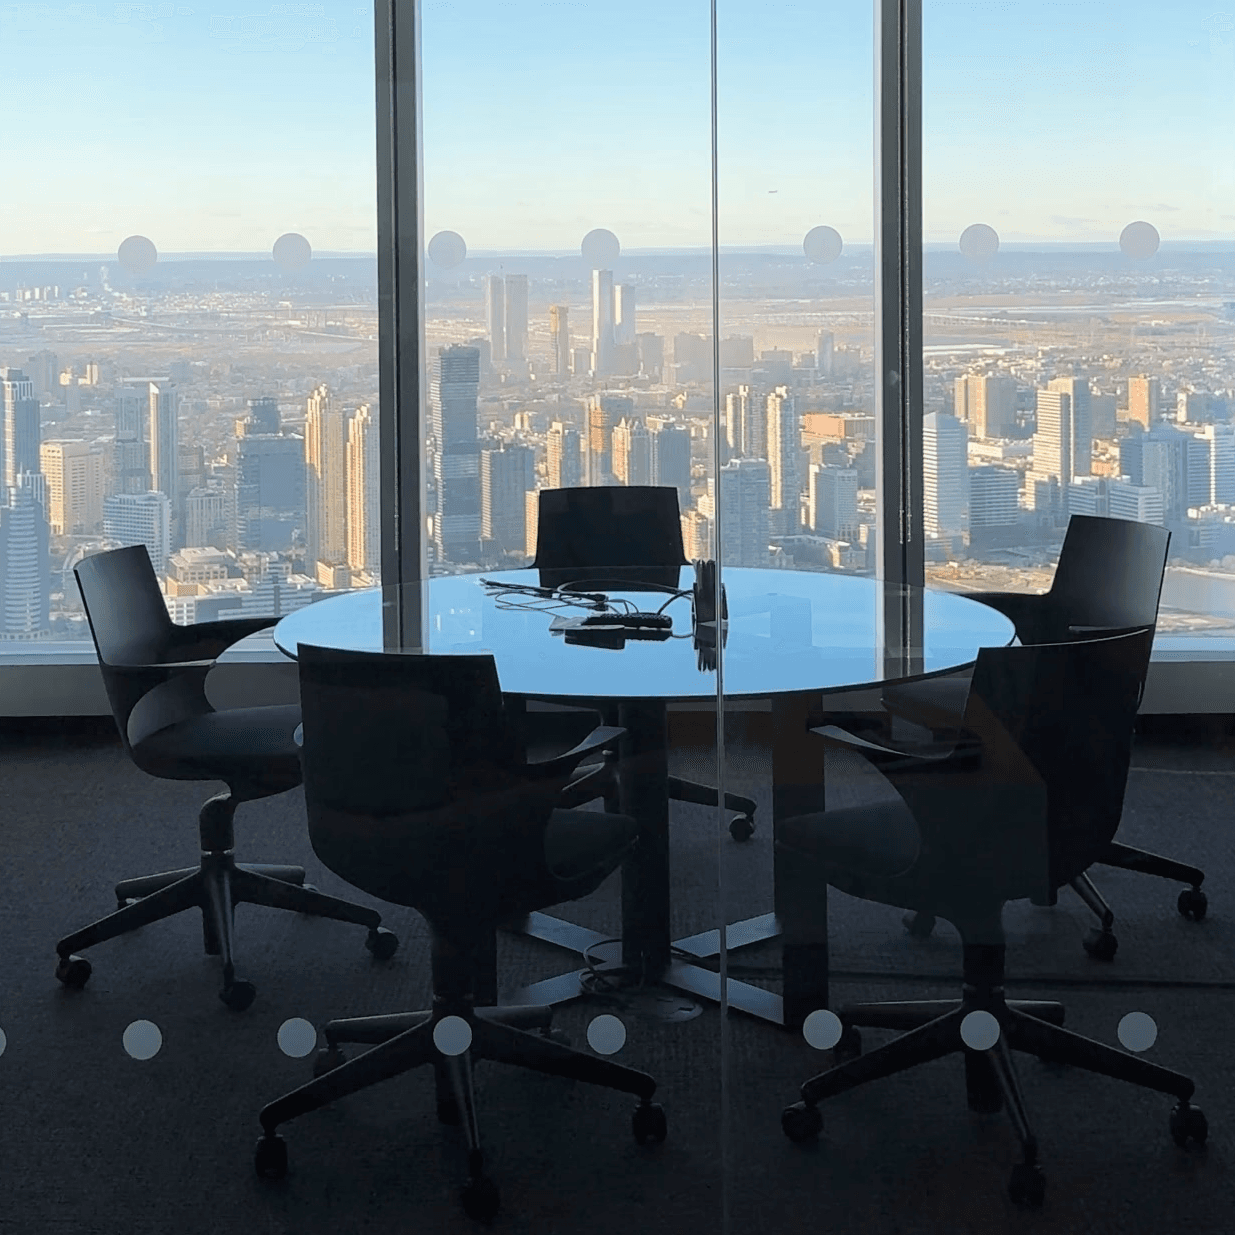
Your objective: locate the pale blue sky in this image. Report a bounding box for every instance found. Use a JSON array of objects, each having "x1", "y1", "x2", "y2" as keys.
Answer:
[{"x1": 2, "y1": 0, "x2": 1232, "y2": 255}]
